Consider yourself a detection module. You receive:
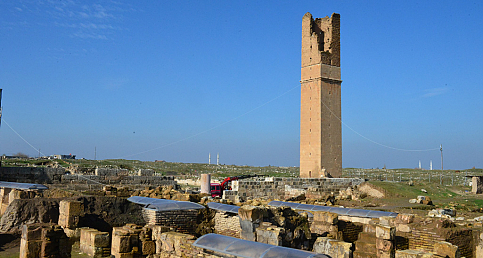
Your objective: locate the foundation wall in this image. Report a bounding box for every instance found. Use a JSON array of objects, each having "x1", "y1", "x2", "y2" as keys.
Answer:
[
  {"x1": 61, "y1": 174, "x2": 177, "y2": 186},
  {"x1": 0, "y1": 167, "x2": 65, "y2": 184},
  {"x1": 236, "y1": 177, "x2": 364, "y2": 201},
  {"x1": 0, "y1": 167, "x2": 176, "y2": 187}
]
